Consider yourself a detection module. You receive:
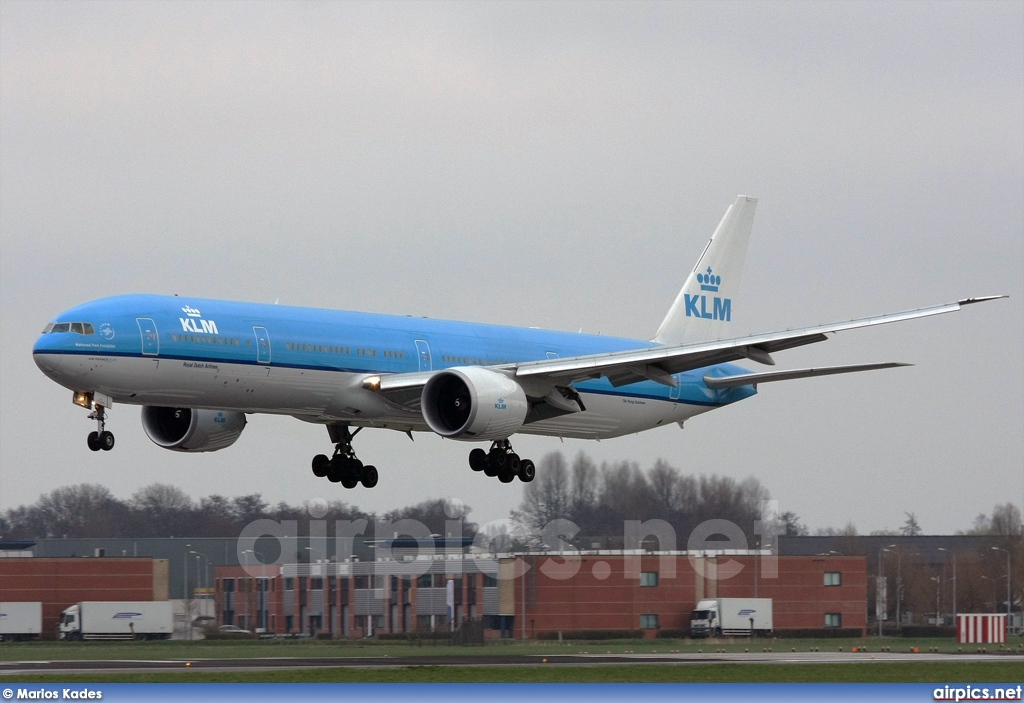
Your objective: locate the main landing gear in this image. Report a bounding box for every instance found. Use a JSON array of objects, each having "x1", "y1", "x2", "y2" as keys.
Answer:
[
  {"x1": 86, "y1": 403, "x2": 115, "y2": 452},
  {"x1": 468, "y1": 440, "x2": 535, "y2": 483},
  {"x1": 310, "y1": 425, "x2": 378, "y2": 489}
]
